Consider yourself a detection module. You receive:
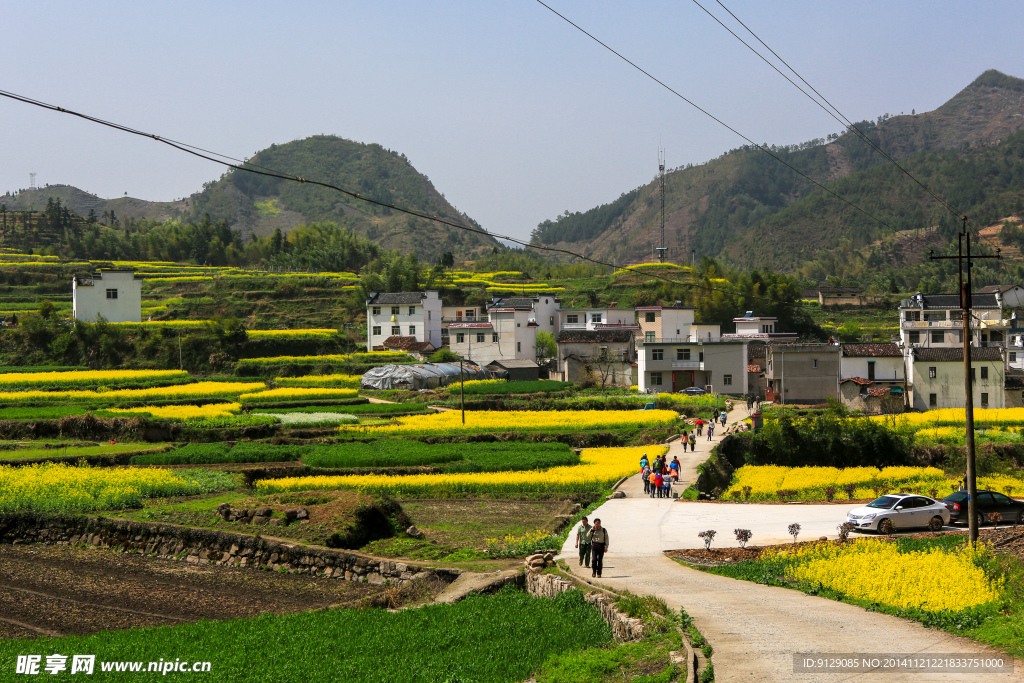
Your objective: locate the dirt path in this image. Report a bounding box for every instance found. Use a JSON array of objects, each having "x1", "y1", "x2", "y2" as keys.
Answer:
[{"x1": 563, "y1": 405, "x2": 1024, "y2": 682}]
